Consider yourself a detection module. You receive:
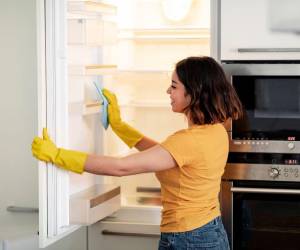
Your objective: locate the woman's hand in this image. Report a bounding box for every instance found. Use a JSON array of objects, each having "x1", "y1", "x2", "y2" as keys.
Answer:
[
  {"x1": 32, "y1": 128, "x2": 59, "y2": 163},
  {"x1": 102, "y1": 89, "x2": 144, "y2": 148},
  {"x1": 31, "y1": 128, "x2": 87, "y2": 174},
  {"x1": 102, "y1": 88, "x2": 122, "y2": 126}
]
